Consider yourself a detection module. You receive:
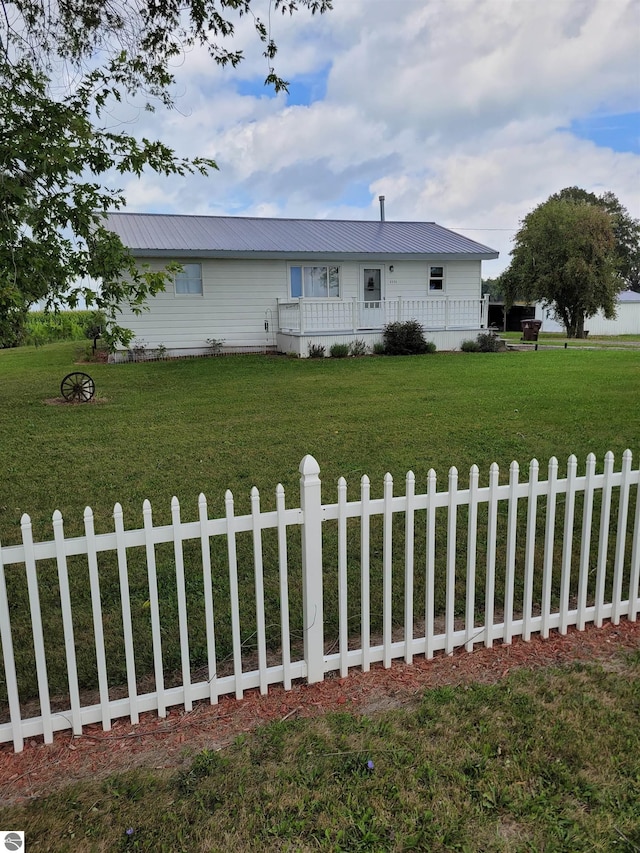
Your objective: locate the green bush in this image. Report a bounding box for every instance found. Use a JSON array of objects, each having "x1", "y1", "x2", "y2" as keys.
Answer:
[
  {"x1": 476, "y1": 333, "x2": 504, "y2": 352},
  {"x1": 307, "y1": 343, "x2": 326, "y2": 358},
  {"x1": 329, "y1": 342, "x2": 350, "y2": 358},
  {"x1": 372, "y1": 341, "x2": 386, "y2": 355},
  {"x1": 460, "y1": 339, "x2": 480, "y2": 352},
  {"x1": 349, "y1": 338, "x2": 368, "y2": 356},
  {"x1": 461, "y1": 333, "x2": 505, "y2": 353},
  {"x1": 383, "y1": 320, "x2": 432, "y2": 355}
]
